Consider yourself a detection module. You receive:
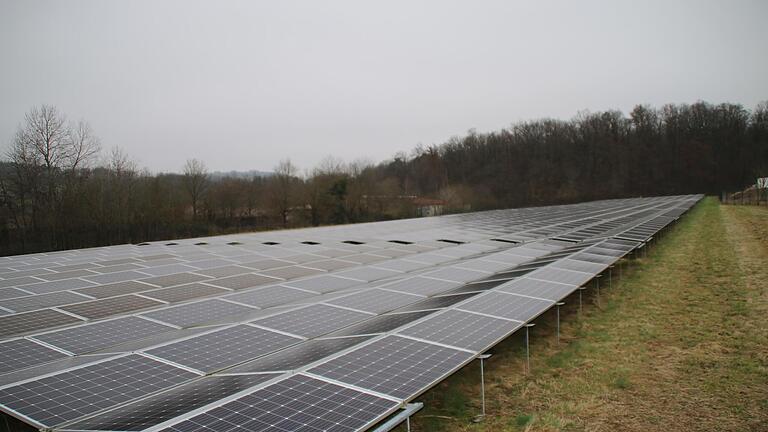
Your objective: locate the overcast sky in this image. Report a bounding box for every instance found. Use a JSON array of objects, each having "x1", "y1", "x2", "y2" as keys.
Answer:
[{"x1": 1, "y1": 0, "x2": 766, "y2": 173}]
